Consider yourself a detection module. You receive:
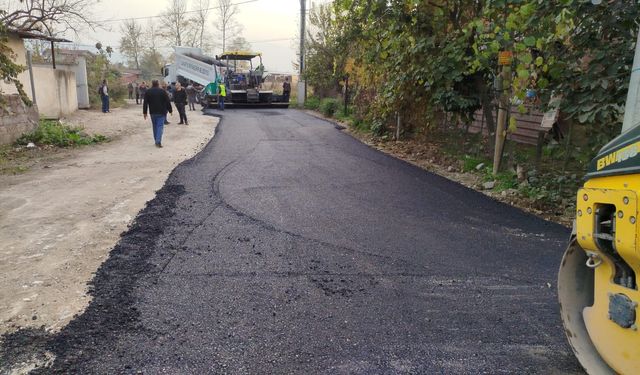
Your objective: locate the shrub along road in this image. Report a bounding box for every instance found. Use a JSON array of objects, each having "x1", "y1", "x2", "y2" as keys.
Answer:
[{"x1": 2, "y1": 109, "x2": 582, "y2": 373}]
